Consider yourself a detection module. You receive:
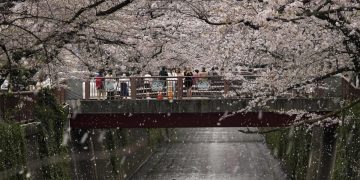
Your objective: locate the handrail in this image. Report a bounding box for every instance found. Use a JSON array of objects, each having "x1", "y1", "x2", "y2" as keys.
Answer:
[
  {"x1": 89, "y1": 75, "x2": 266, "y2": 79},
  {"x1": 2, "y1": 75, "x2": 354, "y2": 101},
  {"x1": 82, "y1": 75, "x2": 346, "y2": 100},
  {"x1": 91, "y1": 76, "x2": 225, "y2": 79}
]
